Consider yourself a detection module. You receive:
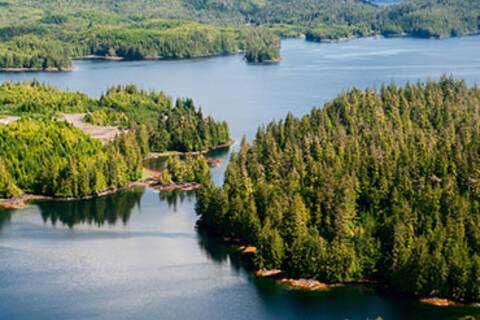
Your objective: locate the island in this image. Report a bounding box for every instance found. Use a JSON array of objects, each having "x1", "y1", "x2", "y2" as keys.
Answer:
[
  {"x1": 196, "y1": 77, "x2": 480, "y2": 304},
  {"x1": 0, "y1": 0, "x2": 479, "y2": 70},
  {"x1": 0, "y1": 81, "x2": 232, "y2": 207}
]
